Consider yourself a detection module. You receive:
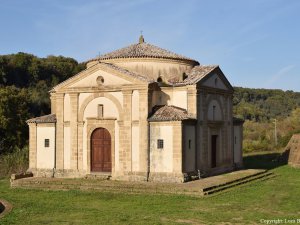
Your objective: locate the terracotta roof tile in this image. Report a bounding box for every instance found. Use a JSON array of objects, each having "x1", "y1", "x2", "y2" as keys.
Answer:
[
  {"x1": 89, "y1": 42, "x2": 199, "y2": 64},
  {"x1": 169, "y1": 65, "x2": 218, "y2": 85},
  {"x1": 26, "y1": 114, "x2": 56, "y2": 123},
  {"x1": 148, "y1": 105, "x2": 196, "y2": 121}
]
